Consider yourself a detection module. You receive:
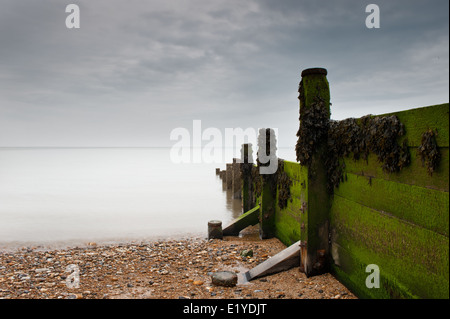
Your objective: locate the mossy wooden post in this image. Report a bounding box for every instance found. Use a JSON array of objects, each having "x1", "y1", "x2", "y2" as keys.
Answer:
[
  {"x1": 299, "y1": 68, "x2": 331, "y2": 277},
  {"x1": 240, "y1": 143, "x2": 254, "y2": 214},
  {"x1": 260, "y1": 179, "x2": 276, "y2": 239},
  {"x1": 258, "y1": 128, "x2": 278, "y2": 239}
]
